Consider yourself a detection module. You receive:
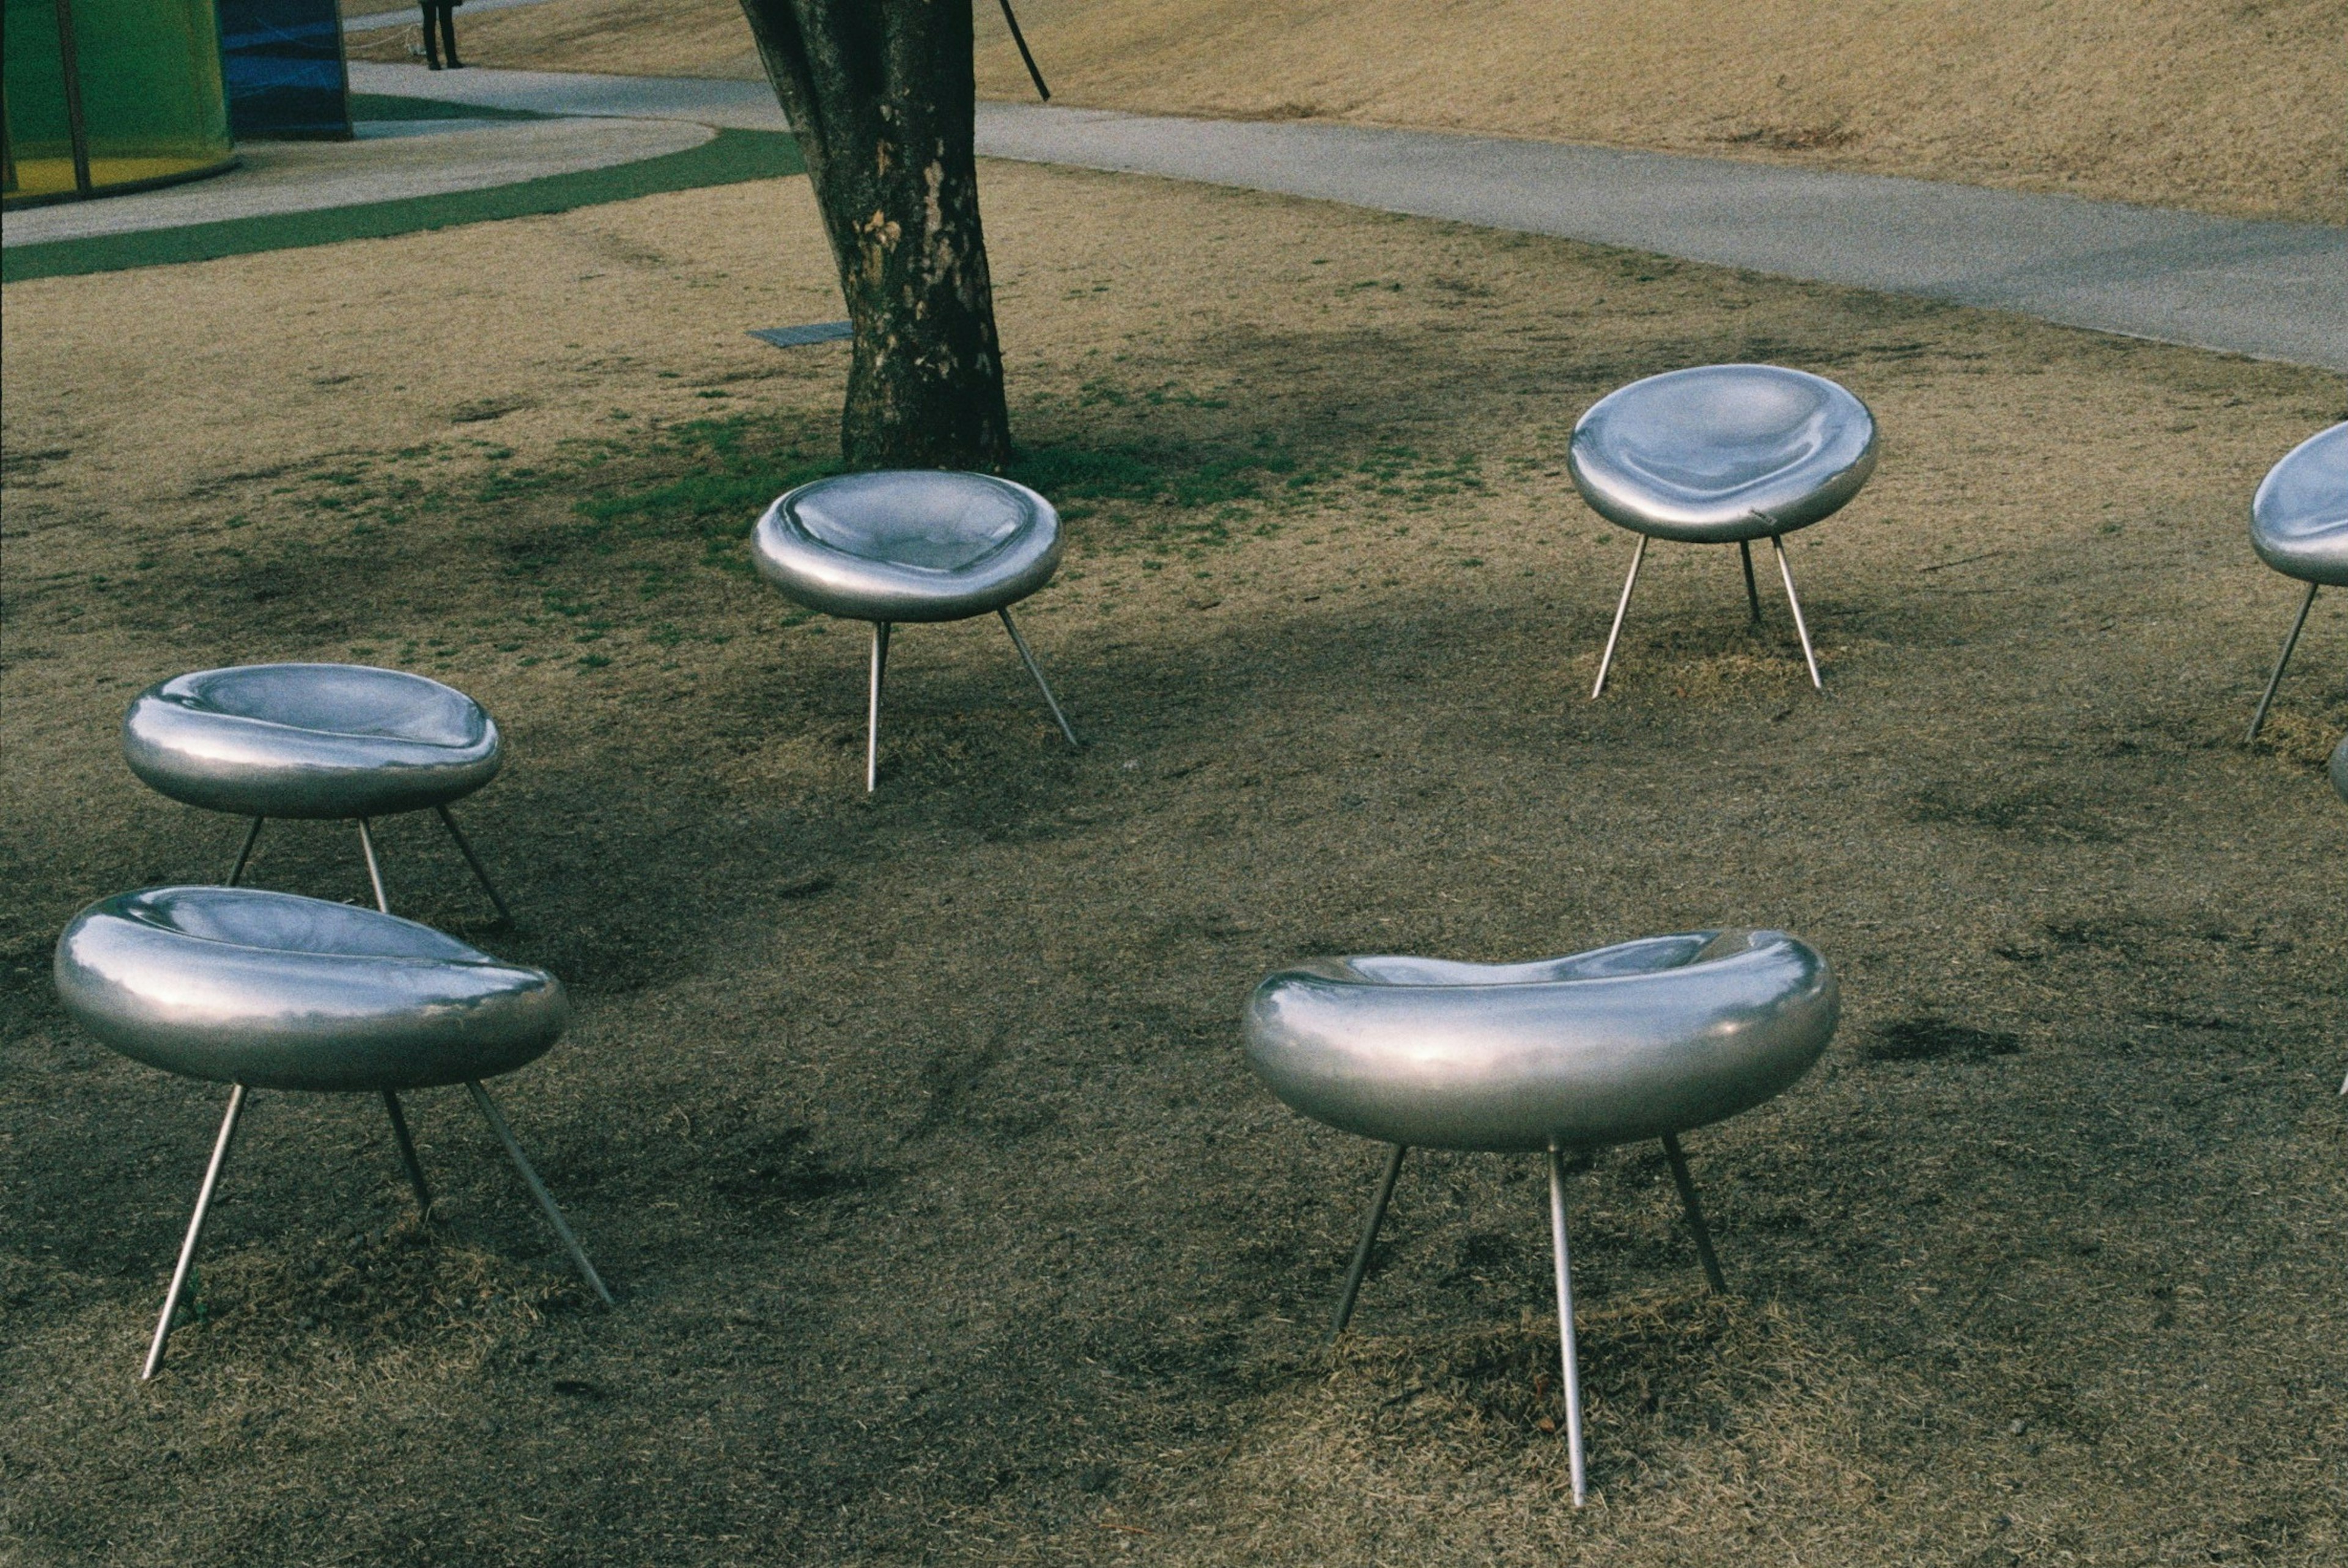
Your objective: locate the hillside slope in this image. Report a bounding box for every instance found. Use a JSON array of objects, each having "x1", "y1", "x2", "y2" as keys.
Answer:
[{"x1": 349, "y1": 0, "x2": 2348, "y2": 222}]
